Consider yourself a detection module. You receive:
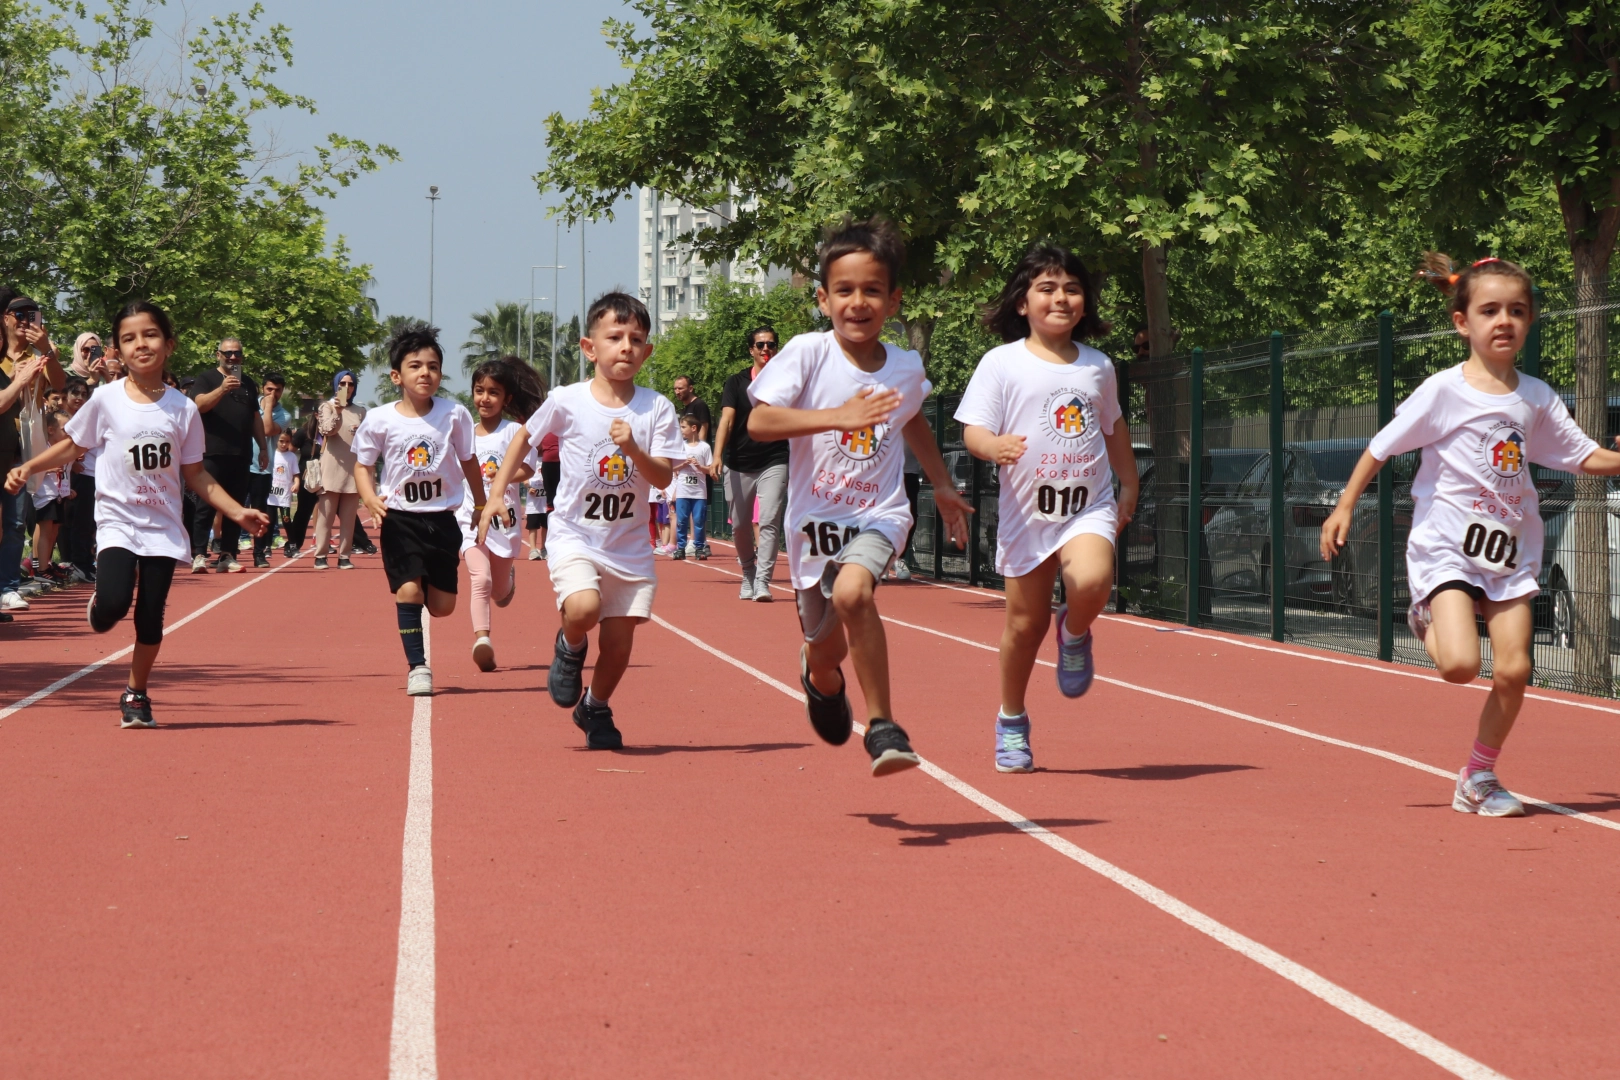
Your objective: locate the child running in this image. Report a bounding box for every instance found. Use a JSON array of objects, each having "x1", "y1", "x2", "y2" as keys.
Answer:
[
  {"x1": 4, "y1": 301, "x2": 268, "y2": 727},
  {"x1": 457, "y1": 356, "x2": 543, "y2": 673},
  {"x1": 1322, "y1": 254, "x2": 1620, "y2": 816},
  {"x1": 748, "y1": 216, "x2": 973, "y2": 775},
  {"x1": 352, "y1": 325, "x2": 486, "y2": 697},
  {"x1": 672, "y1": 413, "x2": 711, "y2": 560},
  {"x1": 478, "y1": 292, "x2": 684, "y2": 750},
  {"x1": 267, "y1": 430, "x2": 299, "y2": 550},
  {"x1": 955, "y1": 244, "x2": 1139, "y2": 772}
]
